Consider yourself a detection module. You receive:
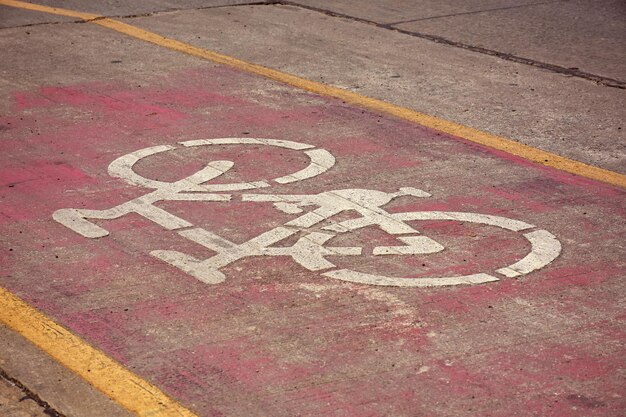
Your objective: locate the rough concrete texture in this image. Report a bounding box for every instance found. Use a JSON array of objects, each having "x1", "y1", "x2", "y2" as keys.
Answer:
[
  {"x1": 0, "y1": 2, "x2": 625, "y2": 417},
  {"x1": 289, "y1": 0, "x2": 626, "y2": 82},
  {"x1": 292, "y1": 0, "x2": 549, "y2": 24},
  {"x1": 16, "y1": 0, "x2": 270, "y2": 17},
  {"x1": 0, "y1": 373, "x2": 48, "y2": 417},
  {"x1": 0, "y1": 5, "x2": 73, "y2": 28},
  {"x1": 0, "y1": 324, "x2": 133, "y2": 417},
  {"x1": 0, "y1": 1, "x2": 274, "y2": 29},
  {"x1": 395, "y1": 0, "x2": 626, "y2": 81},
  {"x1": 2, "y1": 29, "x2": 626, "y2": 415},
  {"x1": 126, "y1": 4, "x2": 626, "y2": 173}
]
